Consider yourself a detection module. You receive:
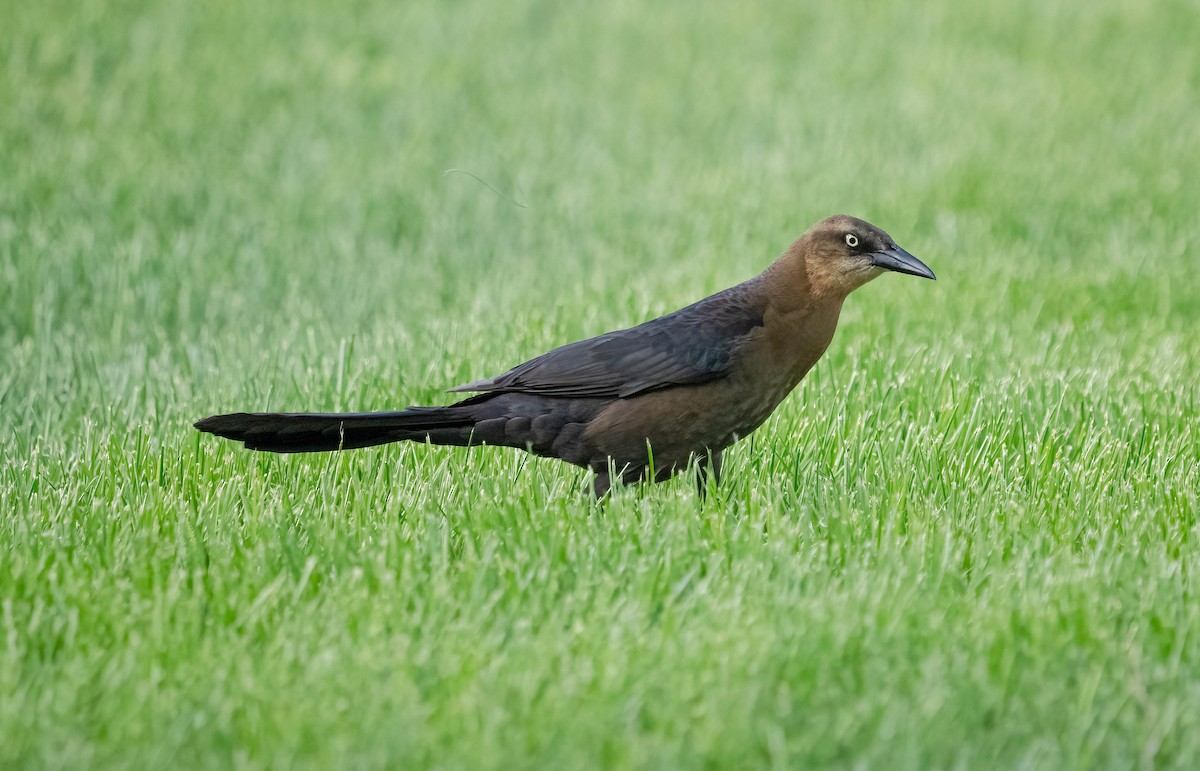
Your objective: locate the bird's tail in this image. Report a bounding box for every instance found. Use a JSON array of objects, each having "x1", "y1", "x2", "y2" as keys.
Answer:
[{"x1": 194, "y1": 406, "x2": 480, "y2": 453}]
